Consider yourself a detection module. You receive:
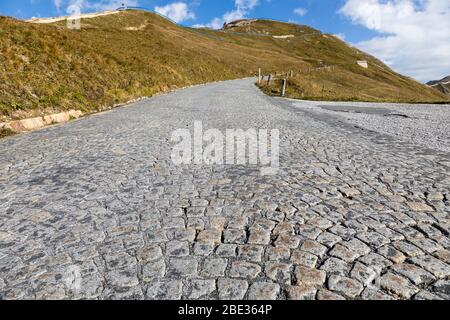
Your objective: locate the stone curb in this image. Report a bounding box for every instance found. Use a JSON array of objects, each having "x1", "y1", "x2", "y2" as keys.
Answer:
[{"x1": 3, "y1": 110, "x2": 83, "y2": 133}]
